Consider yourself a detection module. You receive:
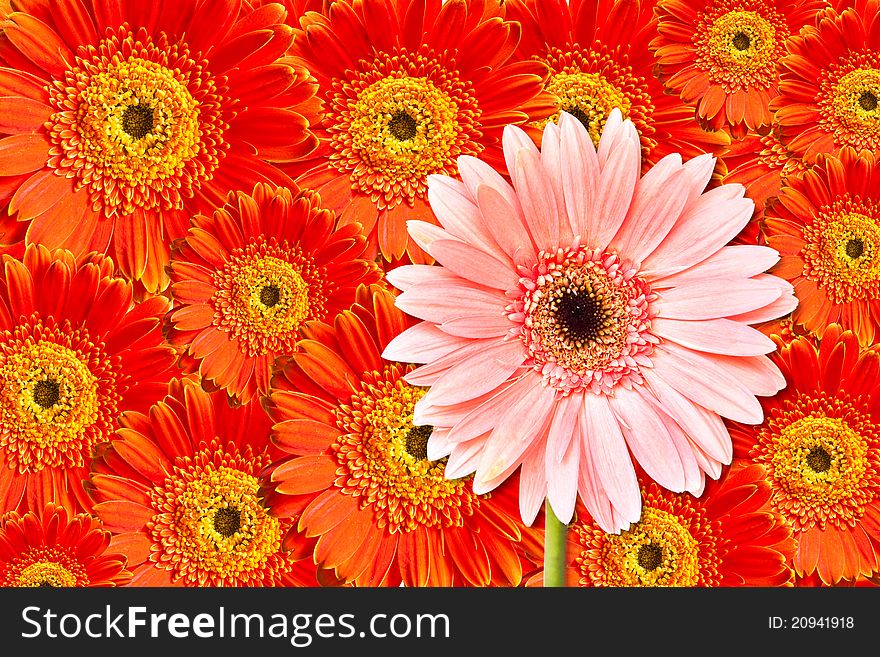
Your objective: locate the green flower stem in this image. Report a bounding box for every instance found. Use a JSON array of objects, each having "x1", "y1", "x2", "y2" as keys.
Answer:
[{"x1": 543, "y1": 500, "x2": 568, "y2": 587}]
